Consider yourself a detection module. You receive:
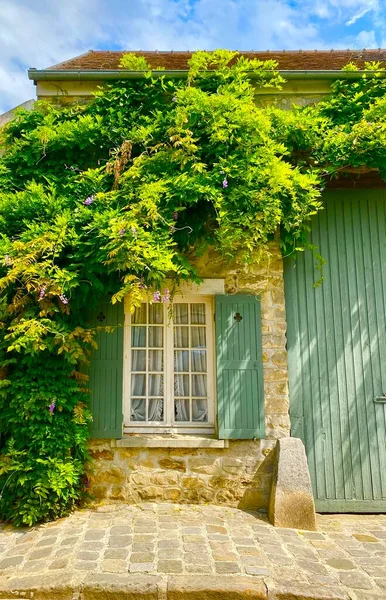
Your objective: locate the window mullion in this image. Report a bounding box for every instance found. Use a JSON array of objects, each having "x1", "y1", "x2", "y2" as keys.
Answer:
[
  {"x1": 165, "y1": 302, "x2": 172, "y2": 427},
  {"x1": 145, "y1": 303, "x2": 149, "y2": 422},
  {"x1": 189, "y1": 303, "x2": 192, "y2": 424}
]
